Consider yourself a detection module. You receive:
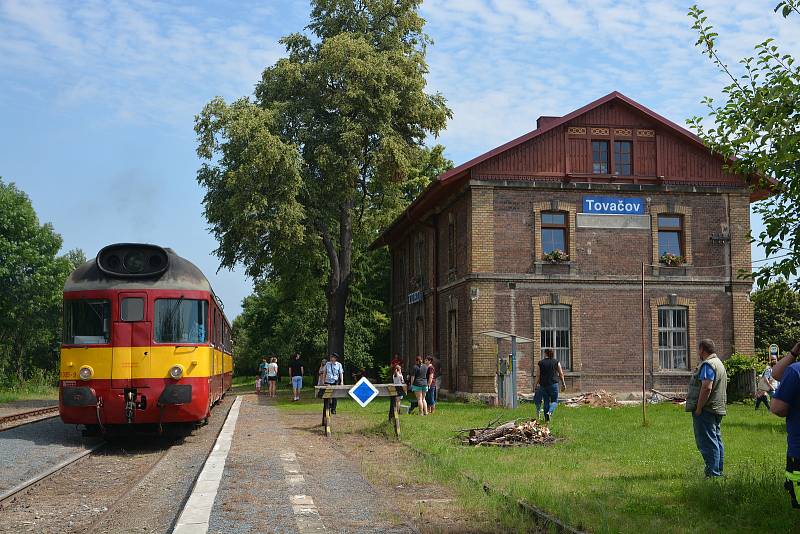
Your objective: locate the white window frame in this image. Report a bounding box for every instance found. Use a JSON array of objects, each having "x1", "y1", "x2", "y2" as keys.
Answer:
[
  {"x1": 540, "y1": 305, "x2": 571, "y2": 370},
  {"x1": 658, "y1": 306, "x2": 688, "y2": 370}
]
